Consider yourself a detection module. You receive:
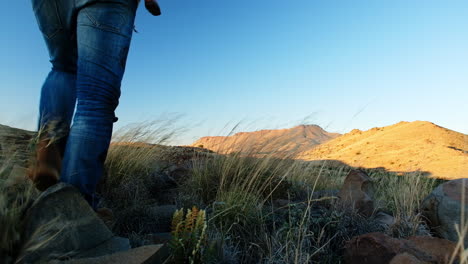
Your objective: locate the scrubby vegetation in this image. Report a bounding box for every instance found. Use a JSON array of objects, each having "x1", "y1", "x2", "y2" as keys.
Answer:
[
  {"x1": 0, "y1": 168, "x2": 36, "y2": 261},
  {"x1": 0, "y1": 121, "x2": 463, "y2": 263},
  {"x1": 98, "y1": 122, "x2": 445, "y2": 263},
  {"x1": 0, "y1": 132, "x2": 39, "y2": 261}
]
